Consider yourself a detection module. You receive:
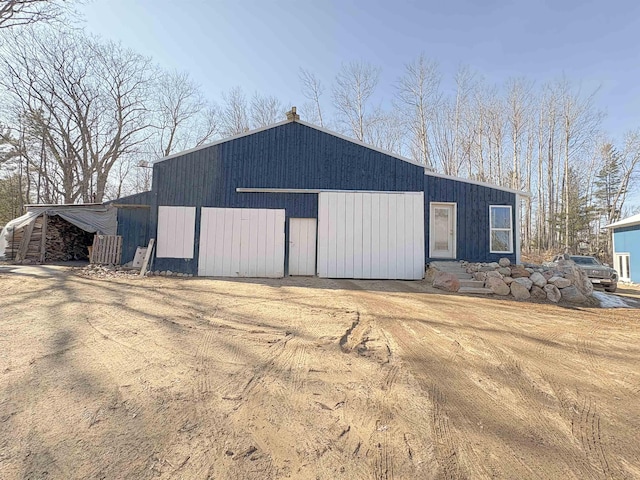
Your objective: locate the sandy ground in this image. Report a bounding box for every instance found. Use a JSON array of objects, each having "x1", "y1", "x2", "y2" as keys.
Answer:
[{"x1": 1, "y1": 267, "x2": 639, "y2": 480}]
